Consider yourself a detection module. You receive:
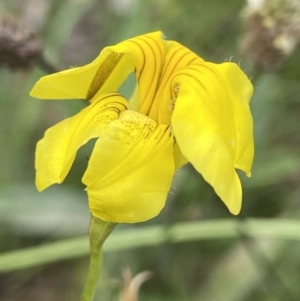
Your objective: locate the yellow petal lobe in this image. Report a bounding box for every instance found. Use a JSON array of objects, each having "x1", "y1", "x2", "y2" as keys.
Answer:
[
  {"x1": 30, "y1": 53, "x2": 134, "y2": 101},
  {"x1": 35, "y1": 94, "x2": 128, "y2": 190},
  {"x1": 29, "y1": 31, "x2": 167, "y2": 104},
  {"x1": 171, "y1": 62, "x2": 254, "y2": 214},
  {"x1": 150, "y1": 41, "x2": 204, "y2": 124},
  {"x1": 107, "y1": 32, "x2": 167, "y2": 117},
  {"x1": 82, "y1": 111, "x2": 175, "y2": 223}
]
